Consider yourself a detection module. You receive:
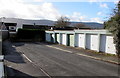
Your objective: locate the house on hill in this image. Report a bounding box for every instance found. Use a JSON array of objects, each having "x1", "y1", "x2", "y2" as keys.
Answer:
[
  {"x1": 0, "y1": 18, "x2": 104, "y2": 34},
  {"x1": 0, "y1": 18, "x2": 55, "y2": 33}
]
